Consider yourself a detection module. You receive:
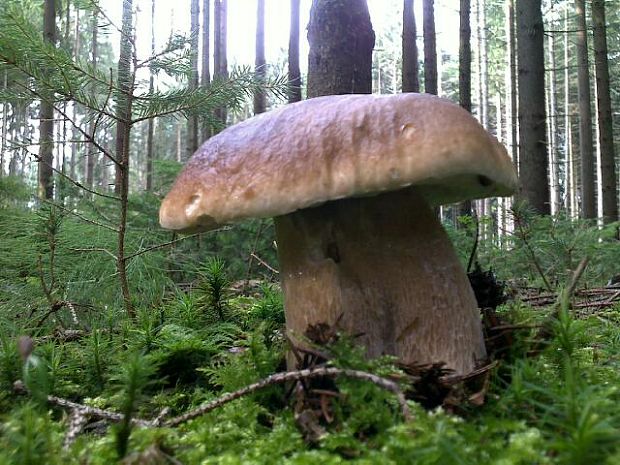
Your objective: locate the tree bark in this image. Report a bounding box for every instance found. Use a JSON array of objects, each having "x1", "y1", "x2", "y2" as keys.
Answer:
[
  {"x1": 86, "y1": 9, "x2": 98, "y2": 190},
  {"x1": 402, "y1": 0, "x2": 419, "y2": 93},
  {"x1": 505, "y1": 0, "x2": 517, "y2": 174},
  {"x1": 288, "y1": 0, "x2": 302, "y2": 103},
  {"x1": 457, "y1": 0, "x2": 472, "y2": 217},
  {"x1": 516, "y1": 0, "x2": 549, "y2": 214},
  {"x1": 114, "y1": 0, "x2": 135, "y2": 317},
  {"x1": 547, "y1": 29, "x2": 560, "y2": 214},
  {"x1": 201, "y1": 0, "x2": 211, "y2": 140},
  {"x1": 146, "y1": 0, "x2": 155, "y2": 191},
  {"x1": 213, "y1": 0, "x2": 228, "y2": 128},
  {"x1": 187, "y1": 0, "x2": 200, "y2": 158},
  {"x1": 38, "y1": 0, "x2": 56, "y2": 200},
  {"x1": 575, "y1": 0, "x2": 595, "y2": 219},
  {"x1": 592, "y1": 0, "x2": 618, "y2": 223},
  {"x1": 253, "y1": 0, "x2": 266, "y2": 114},
  {"x1": 422, "y1": 0, "x2": 437, "y2": 95},
  {"x1": 307, "y1": 0, "x2": 375, "y2": 97}
]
